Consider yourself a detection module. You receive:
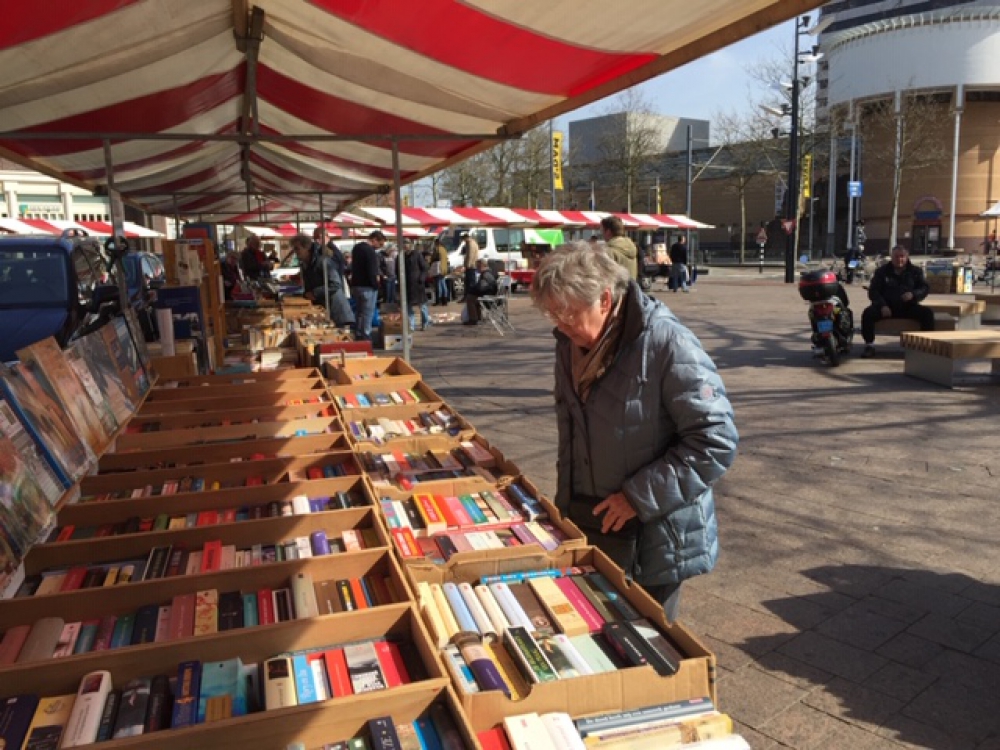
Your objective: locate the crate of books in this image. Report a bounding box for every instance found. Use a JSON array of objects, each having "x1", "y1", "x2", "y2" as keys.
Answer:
[
  {"x1": 377, "y1": 471, "x2": 587, "y2": 571},
  {"x1": 405, "y1": 546, "x2": 716, "y2": 734},
  {"x1": 343, "y1": 401, "x2": 476, "y2": 446},
  {"x1": 330, "y1": 378, "x2": 443, "y2": 413},
  {"x1": 0, "y1": 604, "x2": 450, "y2": 749},
  {"x1": 145, "y1": 374, "x2": 328, "y2": 404},
  {"x1": 324, "y1": 355, "x2": 420, "y2": 387},
  {"x1": 137, "y1": 384, "x2": 334, "y2": 417},
  {"x1": 480, "y1": 700, "x2": 747, "y2": 749},
  {"x1": 155, "y1": 368, "x2": 324, "y2": 389}
]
